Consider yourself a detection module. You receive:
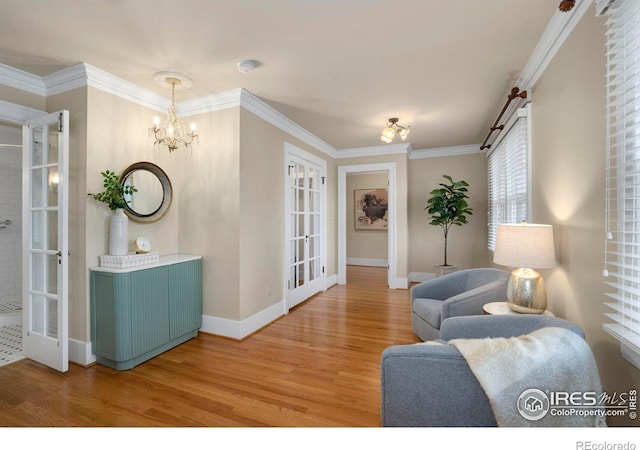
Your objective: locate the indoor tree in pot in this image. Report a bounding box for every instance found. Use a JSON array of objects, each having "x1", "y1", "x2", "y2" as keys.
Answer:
[
  {"x1": 88, "y1": 170, "x2": 137, "y2": 256},
  {"x1": 425, "y1": 175, "x2": 473, "y2": 275}
]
